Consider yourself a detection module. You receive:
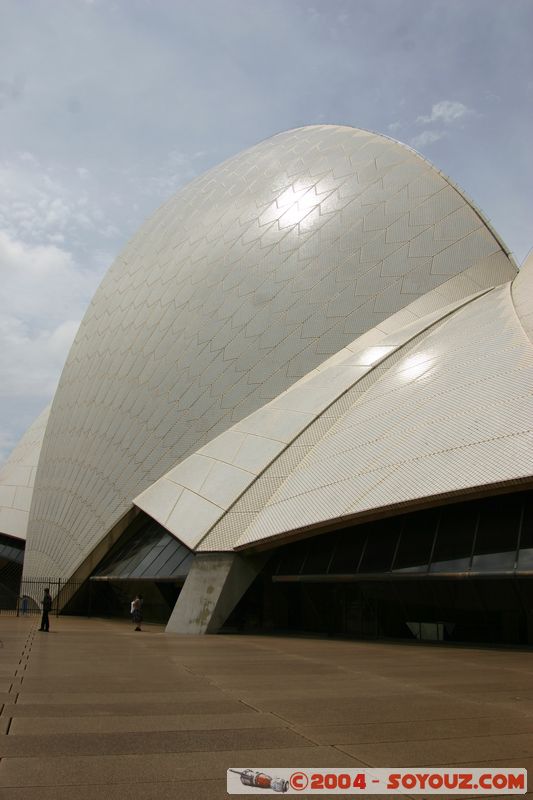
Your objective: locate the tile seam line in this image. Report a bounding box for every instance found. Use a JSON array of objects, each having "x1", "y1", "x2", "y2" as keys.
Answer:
[
  {"x1": 263, "y1": 427, "x2": 533, "y2": 505},
  {"x1": 193, "y1": 287, "x2": 494, "y2": 550},
  {"x1": 509, "y1": 278, "x2": 533, "y2": 345},
  {"x1": 348, "y1": 124, "x2": 518, "y2": 266},
  {"x1": 233, "y1": 474, "x2": 533, "y2": 551}
]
